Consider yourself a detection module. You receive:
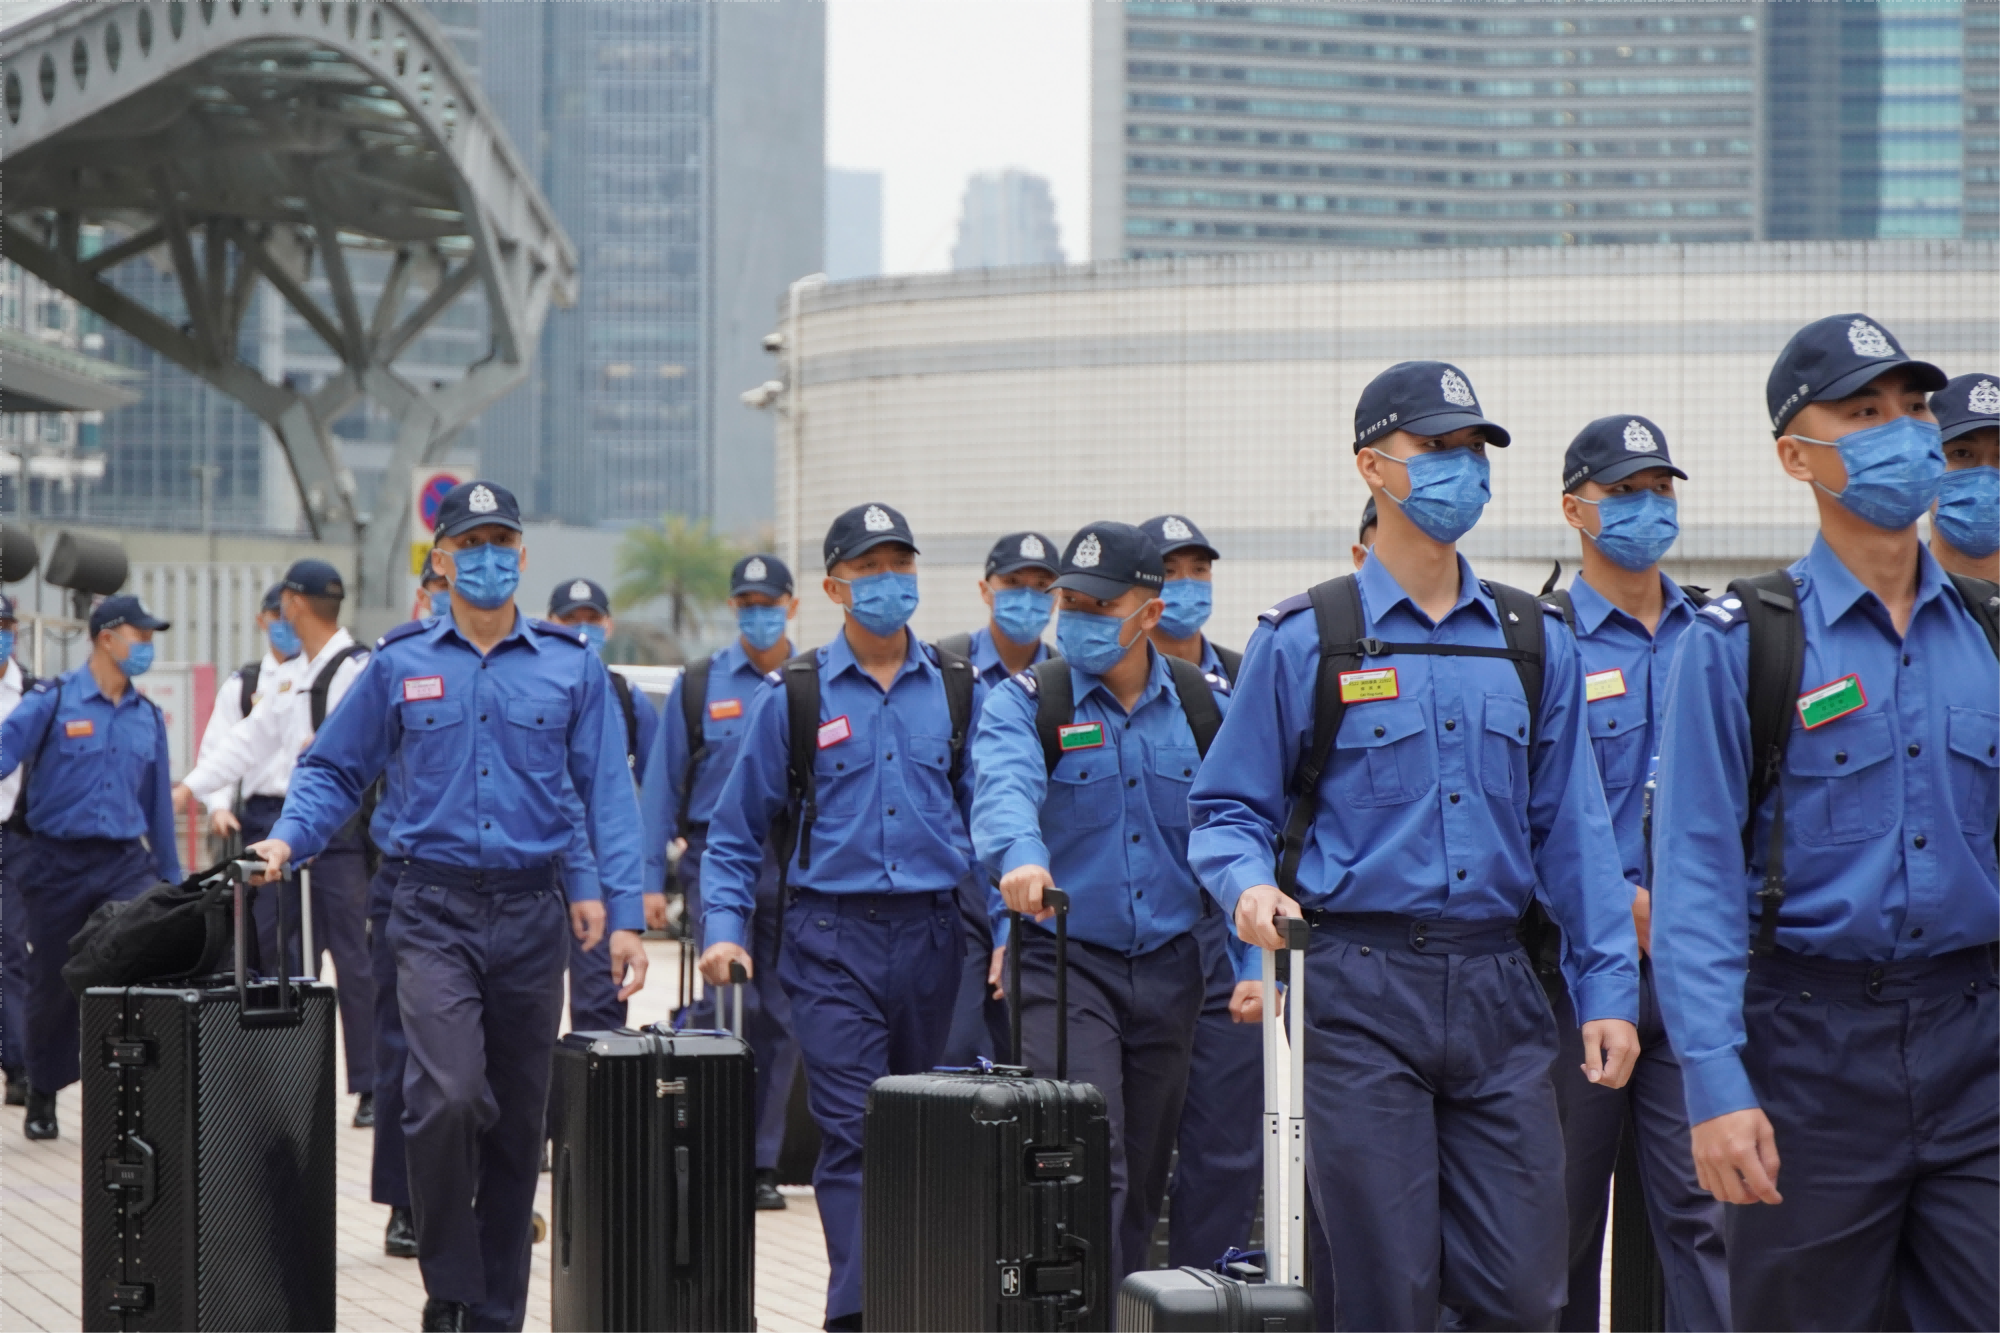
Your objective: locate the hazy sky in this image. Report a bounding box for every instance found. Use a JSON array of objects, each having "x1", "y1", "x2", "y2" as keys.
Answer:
[{"x1": 827, "y1": 0, "x2": 1092, "y2": 274}]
